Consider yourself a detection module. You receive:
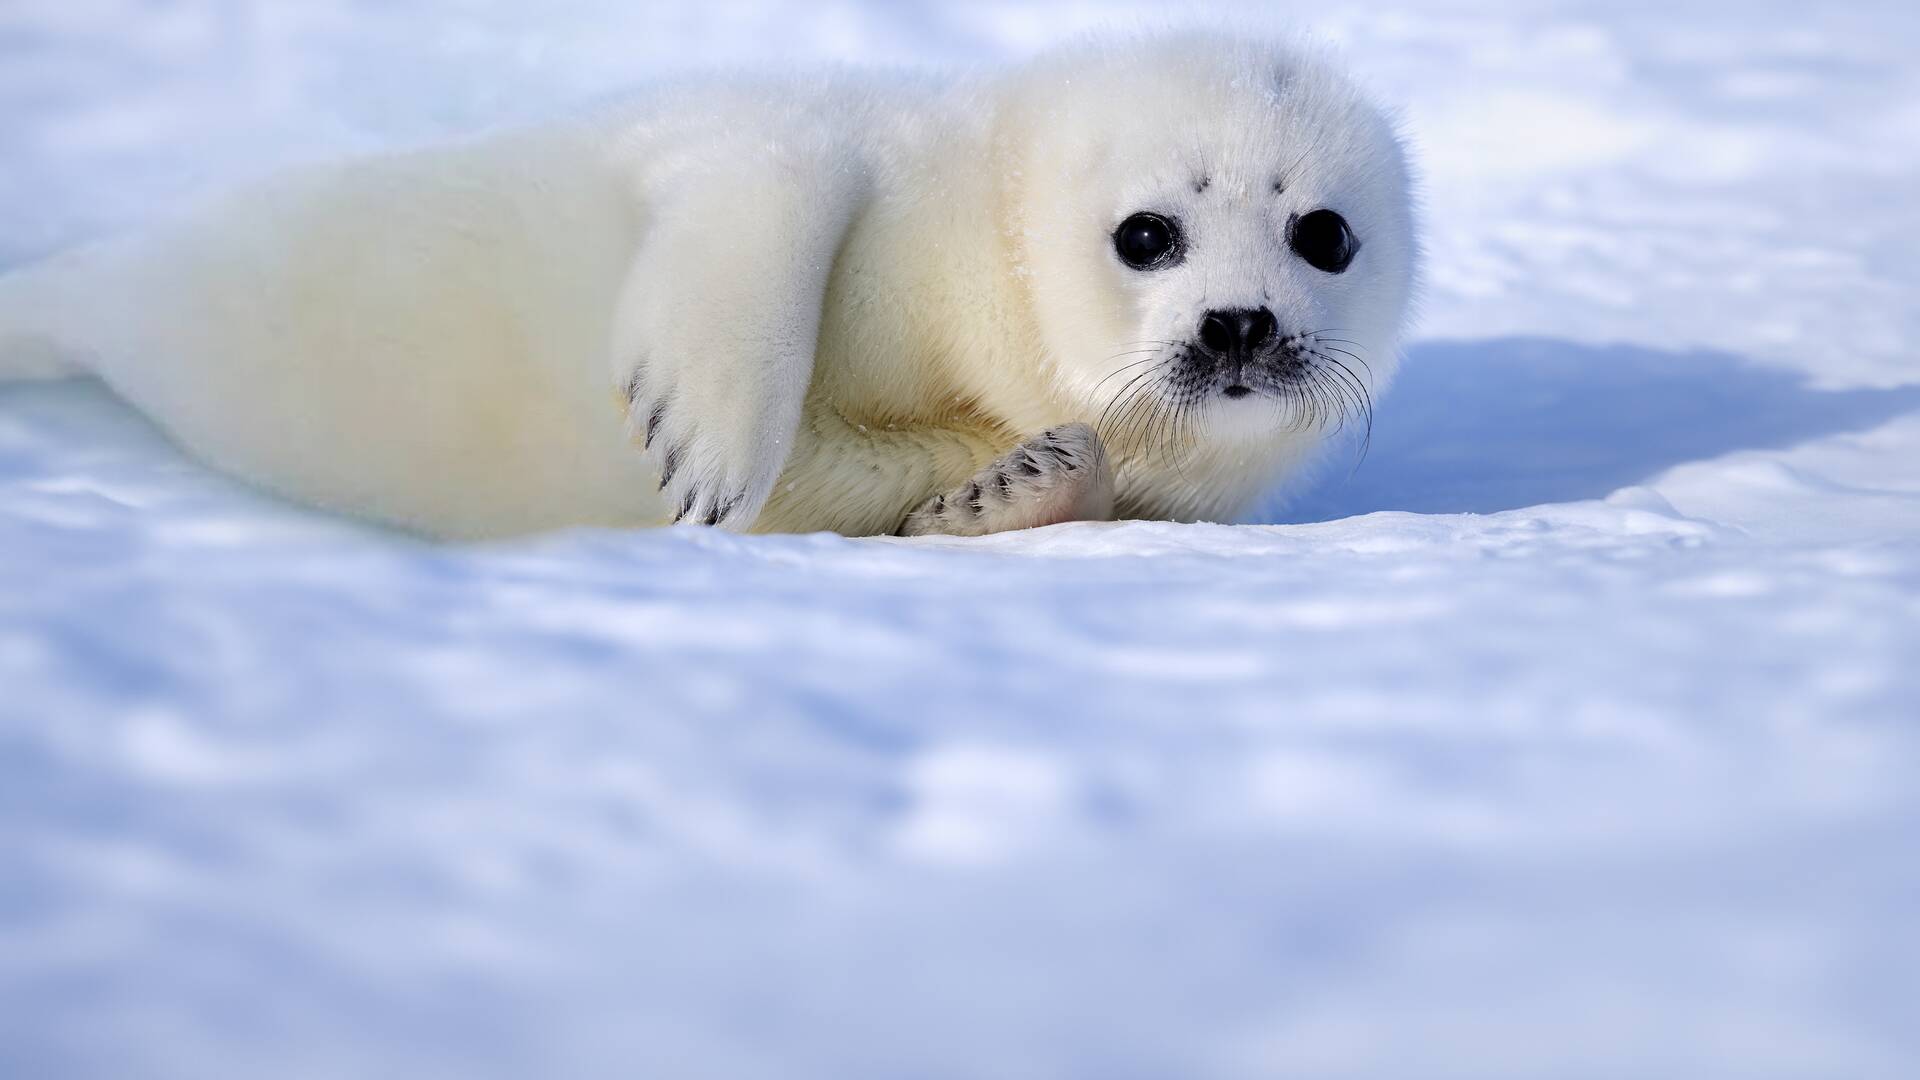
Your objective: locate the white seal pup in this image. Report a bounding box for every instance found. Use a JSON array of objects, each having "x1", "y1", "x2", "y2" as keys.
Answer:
[{"x1": 0, "y1": 34, "x2": 1417, "y2": 539}]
